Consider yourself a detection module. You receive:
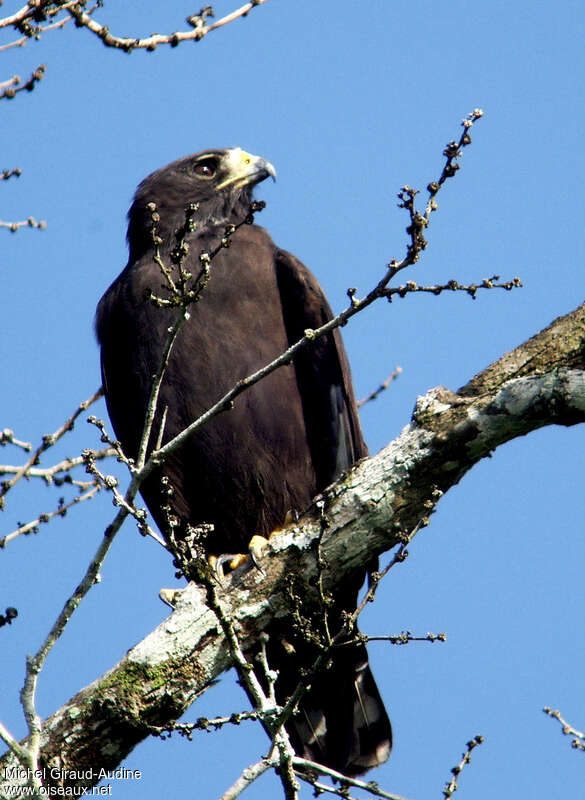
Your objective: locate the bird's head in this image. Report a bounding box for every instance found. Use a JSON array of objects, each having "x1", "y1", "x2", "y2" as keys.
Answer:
[{"x1": 126, "y1": 147, "x2": 276, "y2": 261}]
